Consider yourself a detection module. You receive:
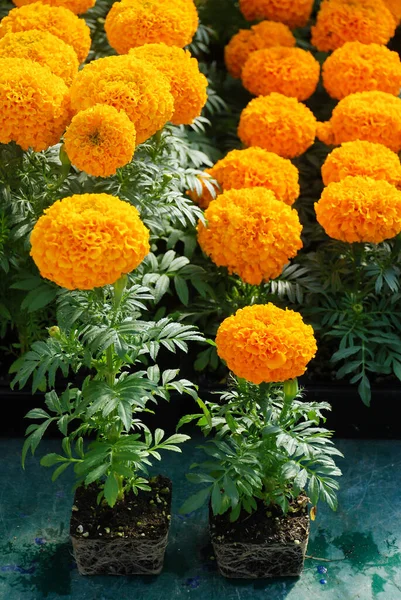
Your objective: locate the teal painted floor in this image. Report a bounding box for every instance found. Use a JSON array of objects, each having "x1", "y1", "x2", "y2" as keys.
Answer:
[{"x1": 1, "y1": 438, "x2": 401, "y2": 600}]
